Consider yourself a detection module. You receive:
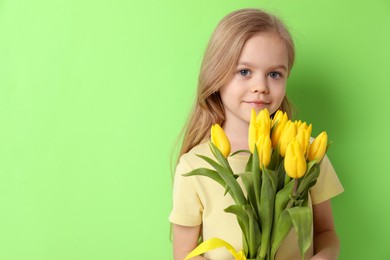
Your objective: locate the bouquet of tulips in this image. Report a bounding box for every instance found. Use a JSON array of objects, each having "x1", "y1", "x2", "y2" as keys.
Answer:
[{"x1": 183, "y1": 109, "x2": 329, "y2": 260}]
